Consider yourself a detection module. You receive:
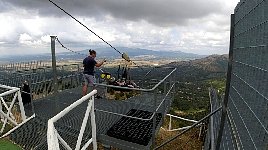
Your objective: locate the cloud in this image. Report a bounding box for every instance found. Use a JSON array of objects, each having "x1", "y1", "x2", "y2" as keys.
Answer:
[
  {"x1": 19, "y1": 33, "x2": 51, "y2": 48},
  {"x1": 0, "y1": 1, "x2": 11, "y2": 13},
  {"x1": 19, "y1": 33, "x2": 32, "y2": 42},
  {"x1": 5, "y1": 0, "x2": 225, "y2": 27},
  {"x1": 0, "y1": 0, "x2": 240, "y2": 56}
]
